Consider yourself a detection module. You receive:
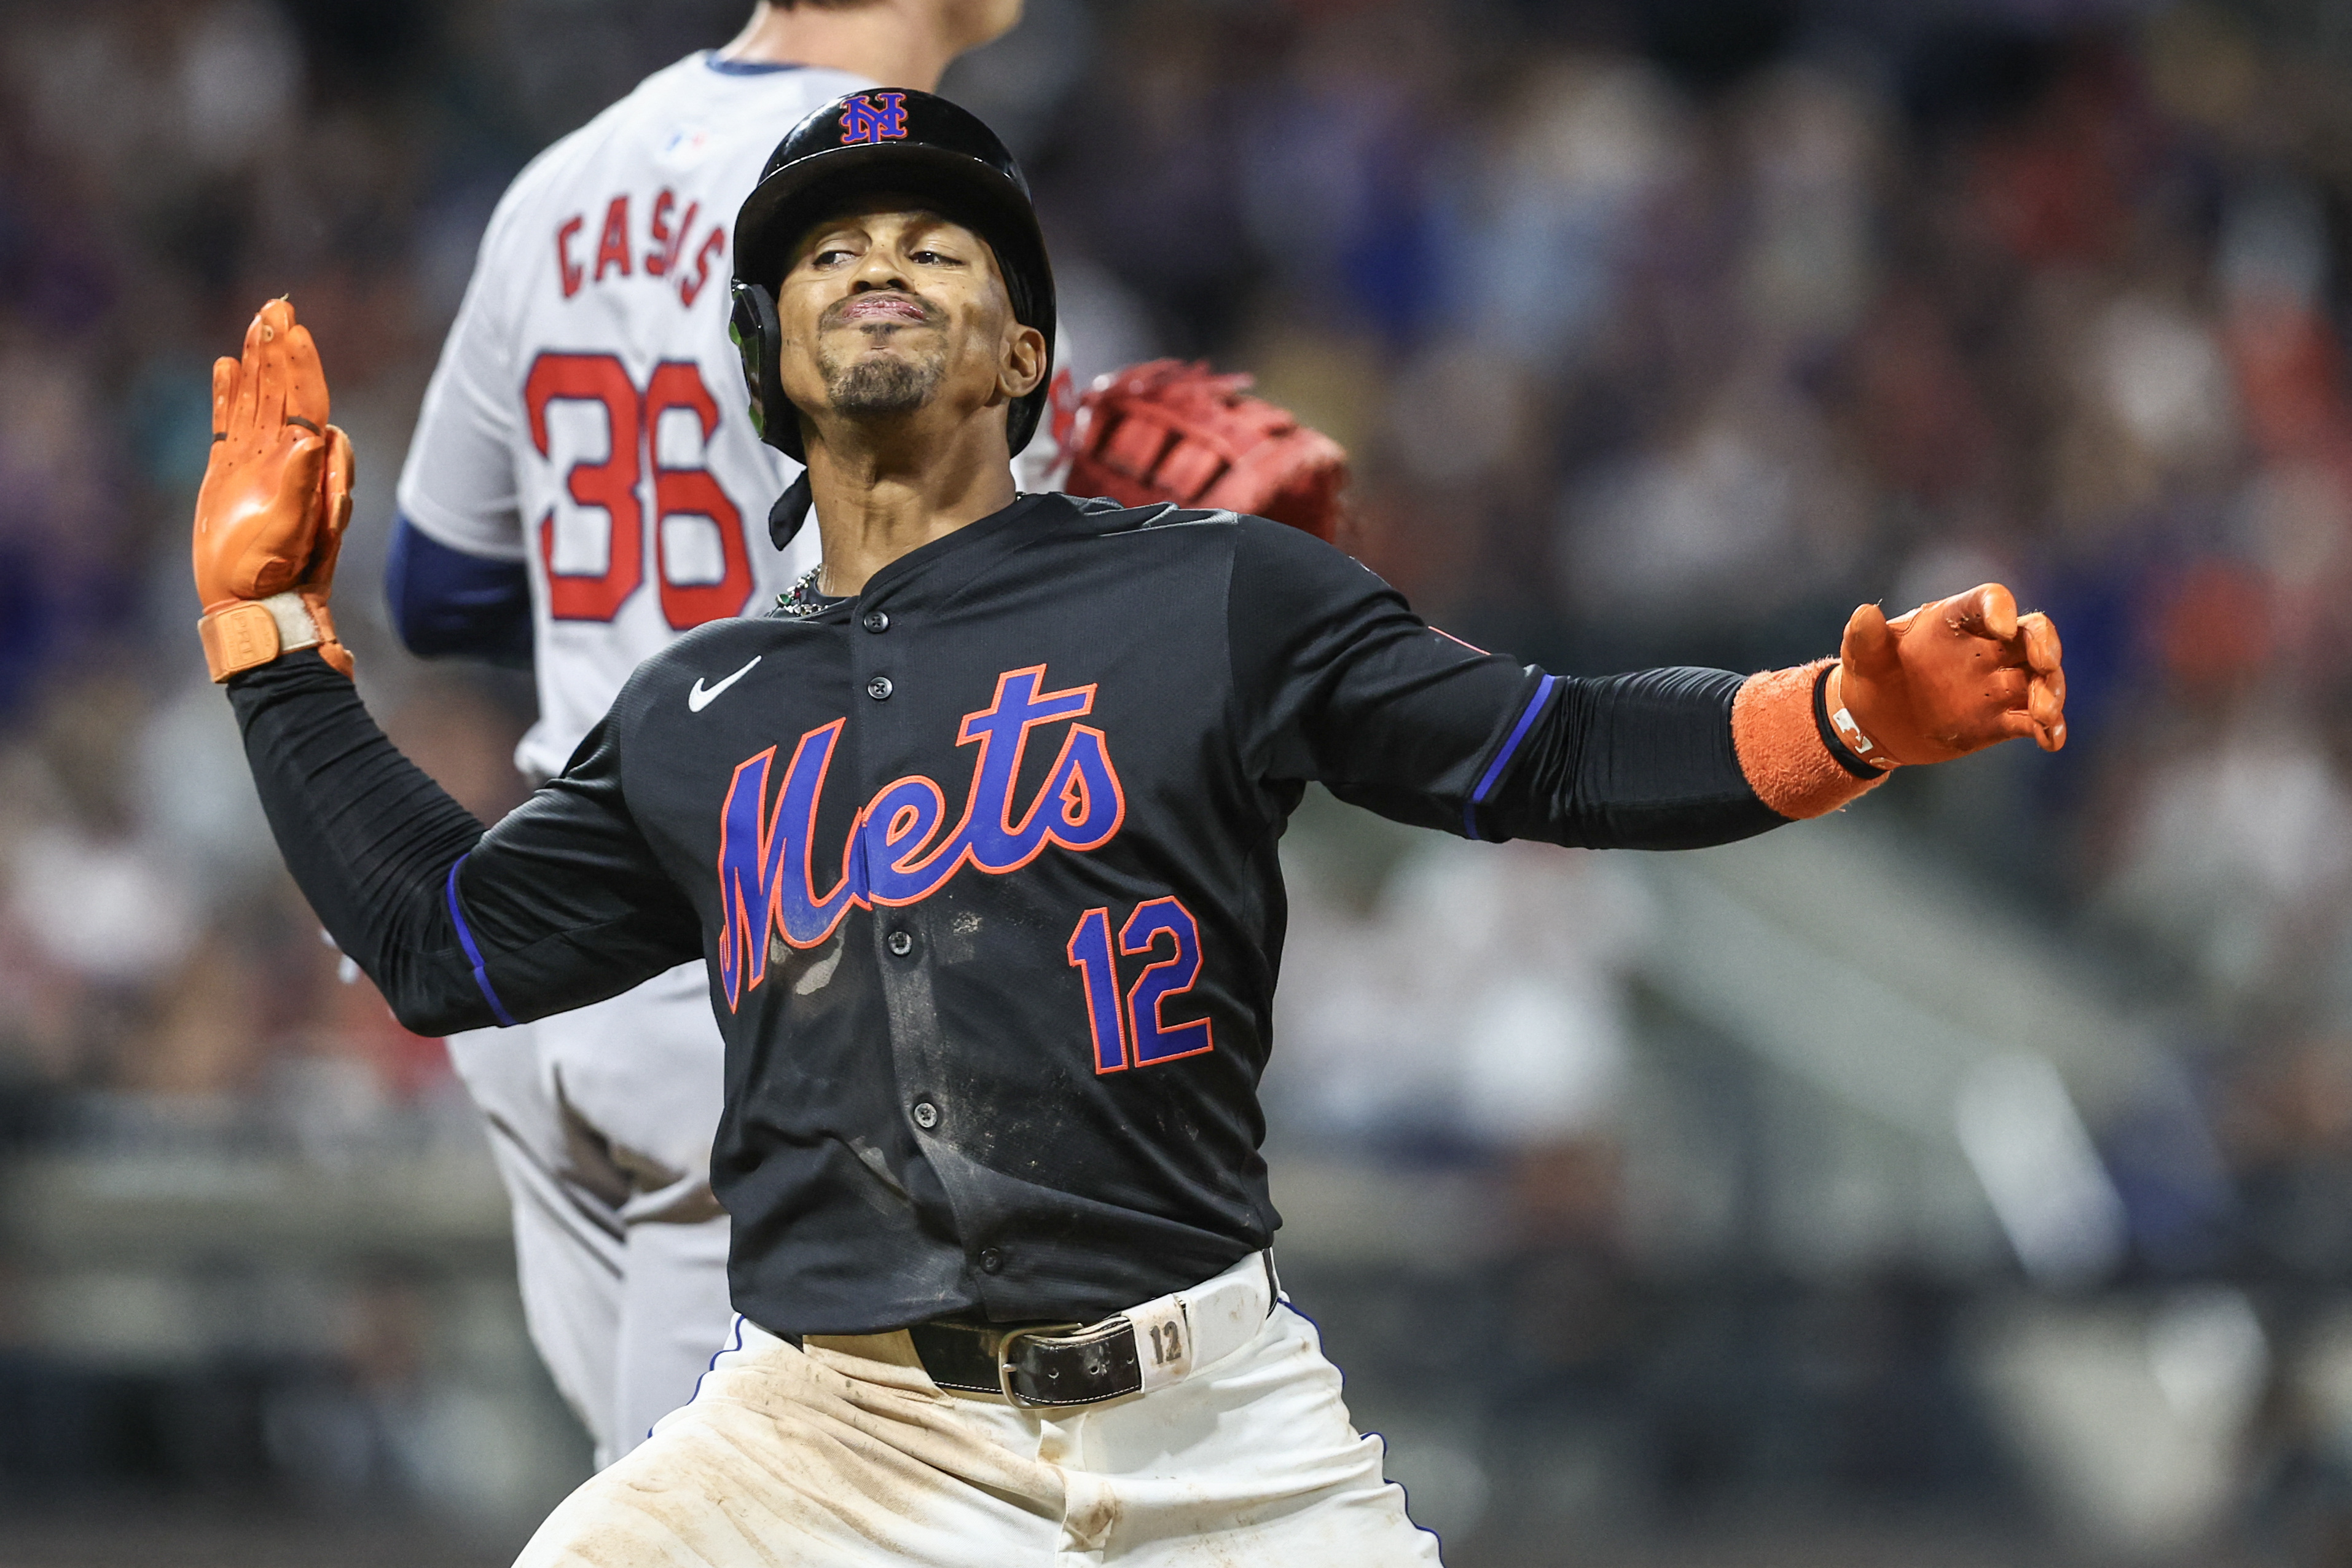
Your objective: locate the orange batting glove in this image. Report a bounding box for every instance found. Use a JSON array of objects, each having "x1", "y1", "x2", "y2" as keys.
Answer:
[
  {"x1": 1827, "y1": 583, "x2": 2066, "y2": 768},
  {"x1": 192, "y1": 298, "x2": 356, "y2": 681}
]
